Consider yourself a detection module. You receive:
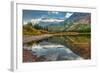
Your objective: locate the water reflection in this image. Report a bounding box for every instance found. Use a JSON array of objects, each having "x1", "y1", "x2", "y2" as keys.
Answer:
[
  {"x1": 23, "y1": 35, "x2": 90, "y2": 62},
  {"x1": 31, "y1": 41, "x2": 83, "y2": 61}
]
